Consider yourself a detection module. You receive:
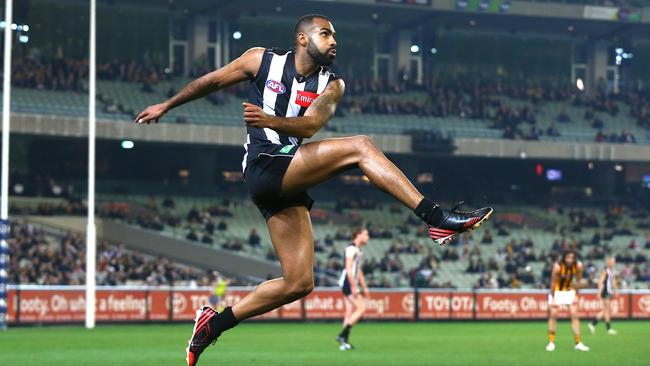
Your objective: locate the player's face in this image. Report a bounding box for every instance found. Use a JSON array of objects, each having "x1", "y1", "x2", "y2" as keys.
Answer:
[
  {"x1": 608, "y1": 257, "x2": 616, "y2": 267},
  {"x1": 359, "y1": 229, "x2": 369, "y2": 245},
  {"x1": 565, "y1": 253, "x2": 575, "y2": 266},
  {"x1": 306, "y1": 19, "x2": 337, "y2": 66}
]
